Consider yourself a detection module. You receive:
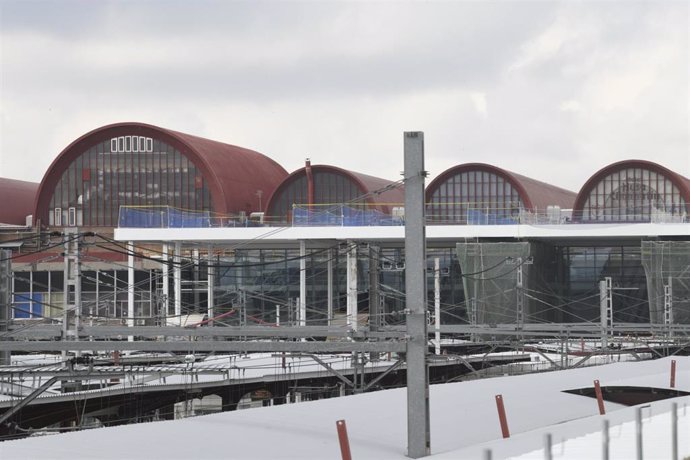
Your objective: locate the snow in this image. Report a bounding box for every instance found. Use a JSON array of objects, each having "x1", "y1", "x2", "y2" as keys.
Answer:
[{"x1": 0, "y1": 356, "x2": 688, "y2": 459}]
